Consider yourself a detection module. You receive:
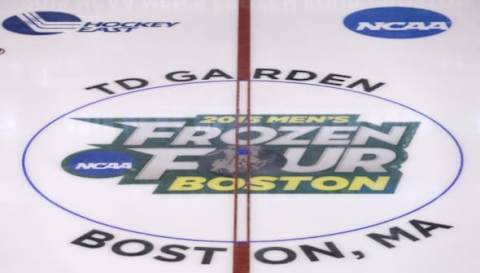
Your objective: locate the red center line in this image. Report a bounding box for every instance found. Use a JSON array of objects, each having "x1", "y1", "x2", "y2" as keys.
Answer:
[{"x1": 233, "y1": 0, "x2": 251, "y2": 273}]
